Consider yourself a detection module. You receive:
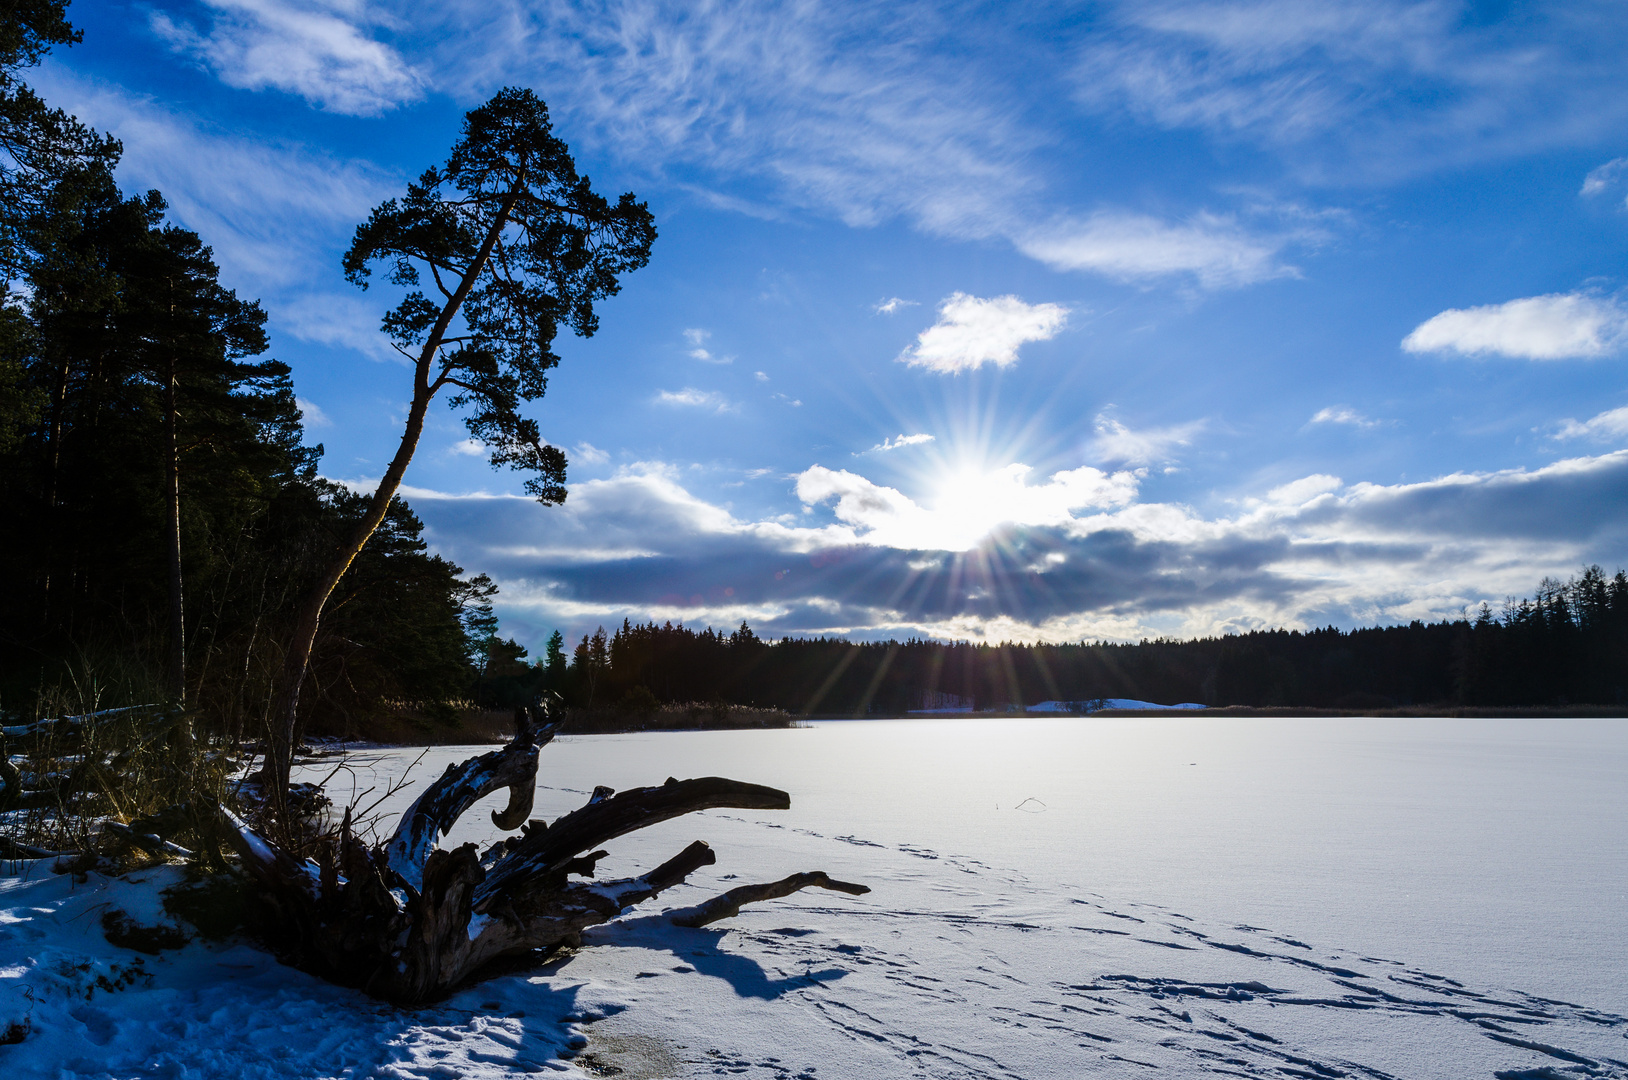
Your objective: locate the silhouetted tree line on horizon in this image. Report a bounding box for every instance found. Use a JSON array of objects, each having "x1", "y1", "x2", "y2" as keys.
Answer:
[{"x1": 508, "y1": 566, "x2": 1628, "y2": 715}]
